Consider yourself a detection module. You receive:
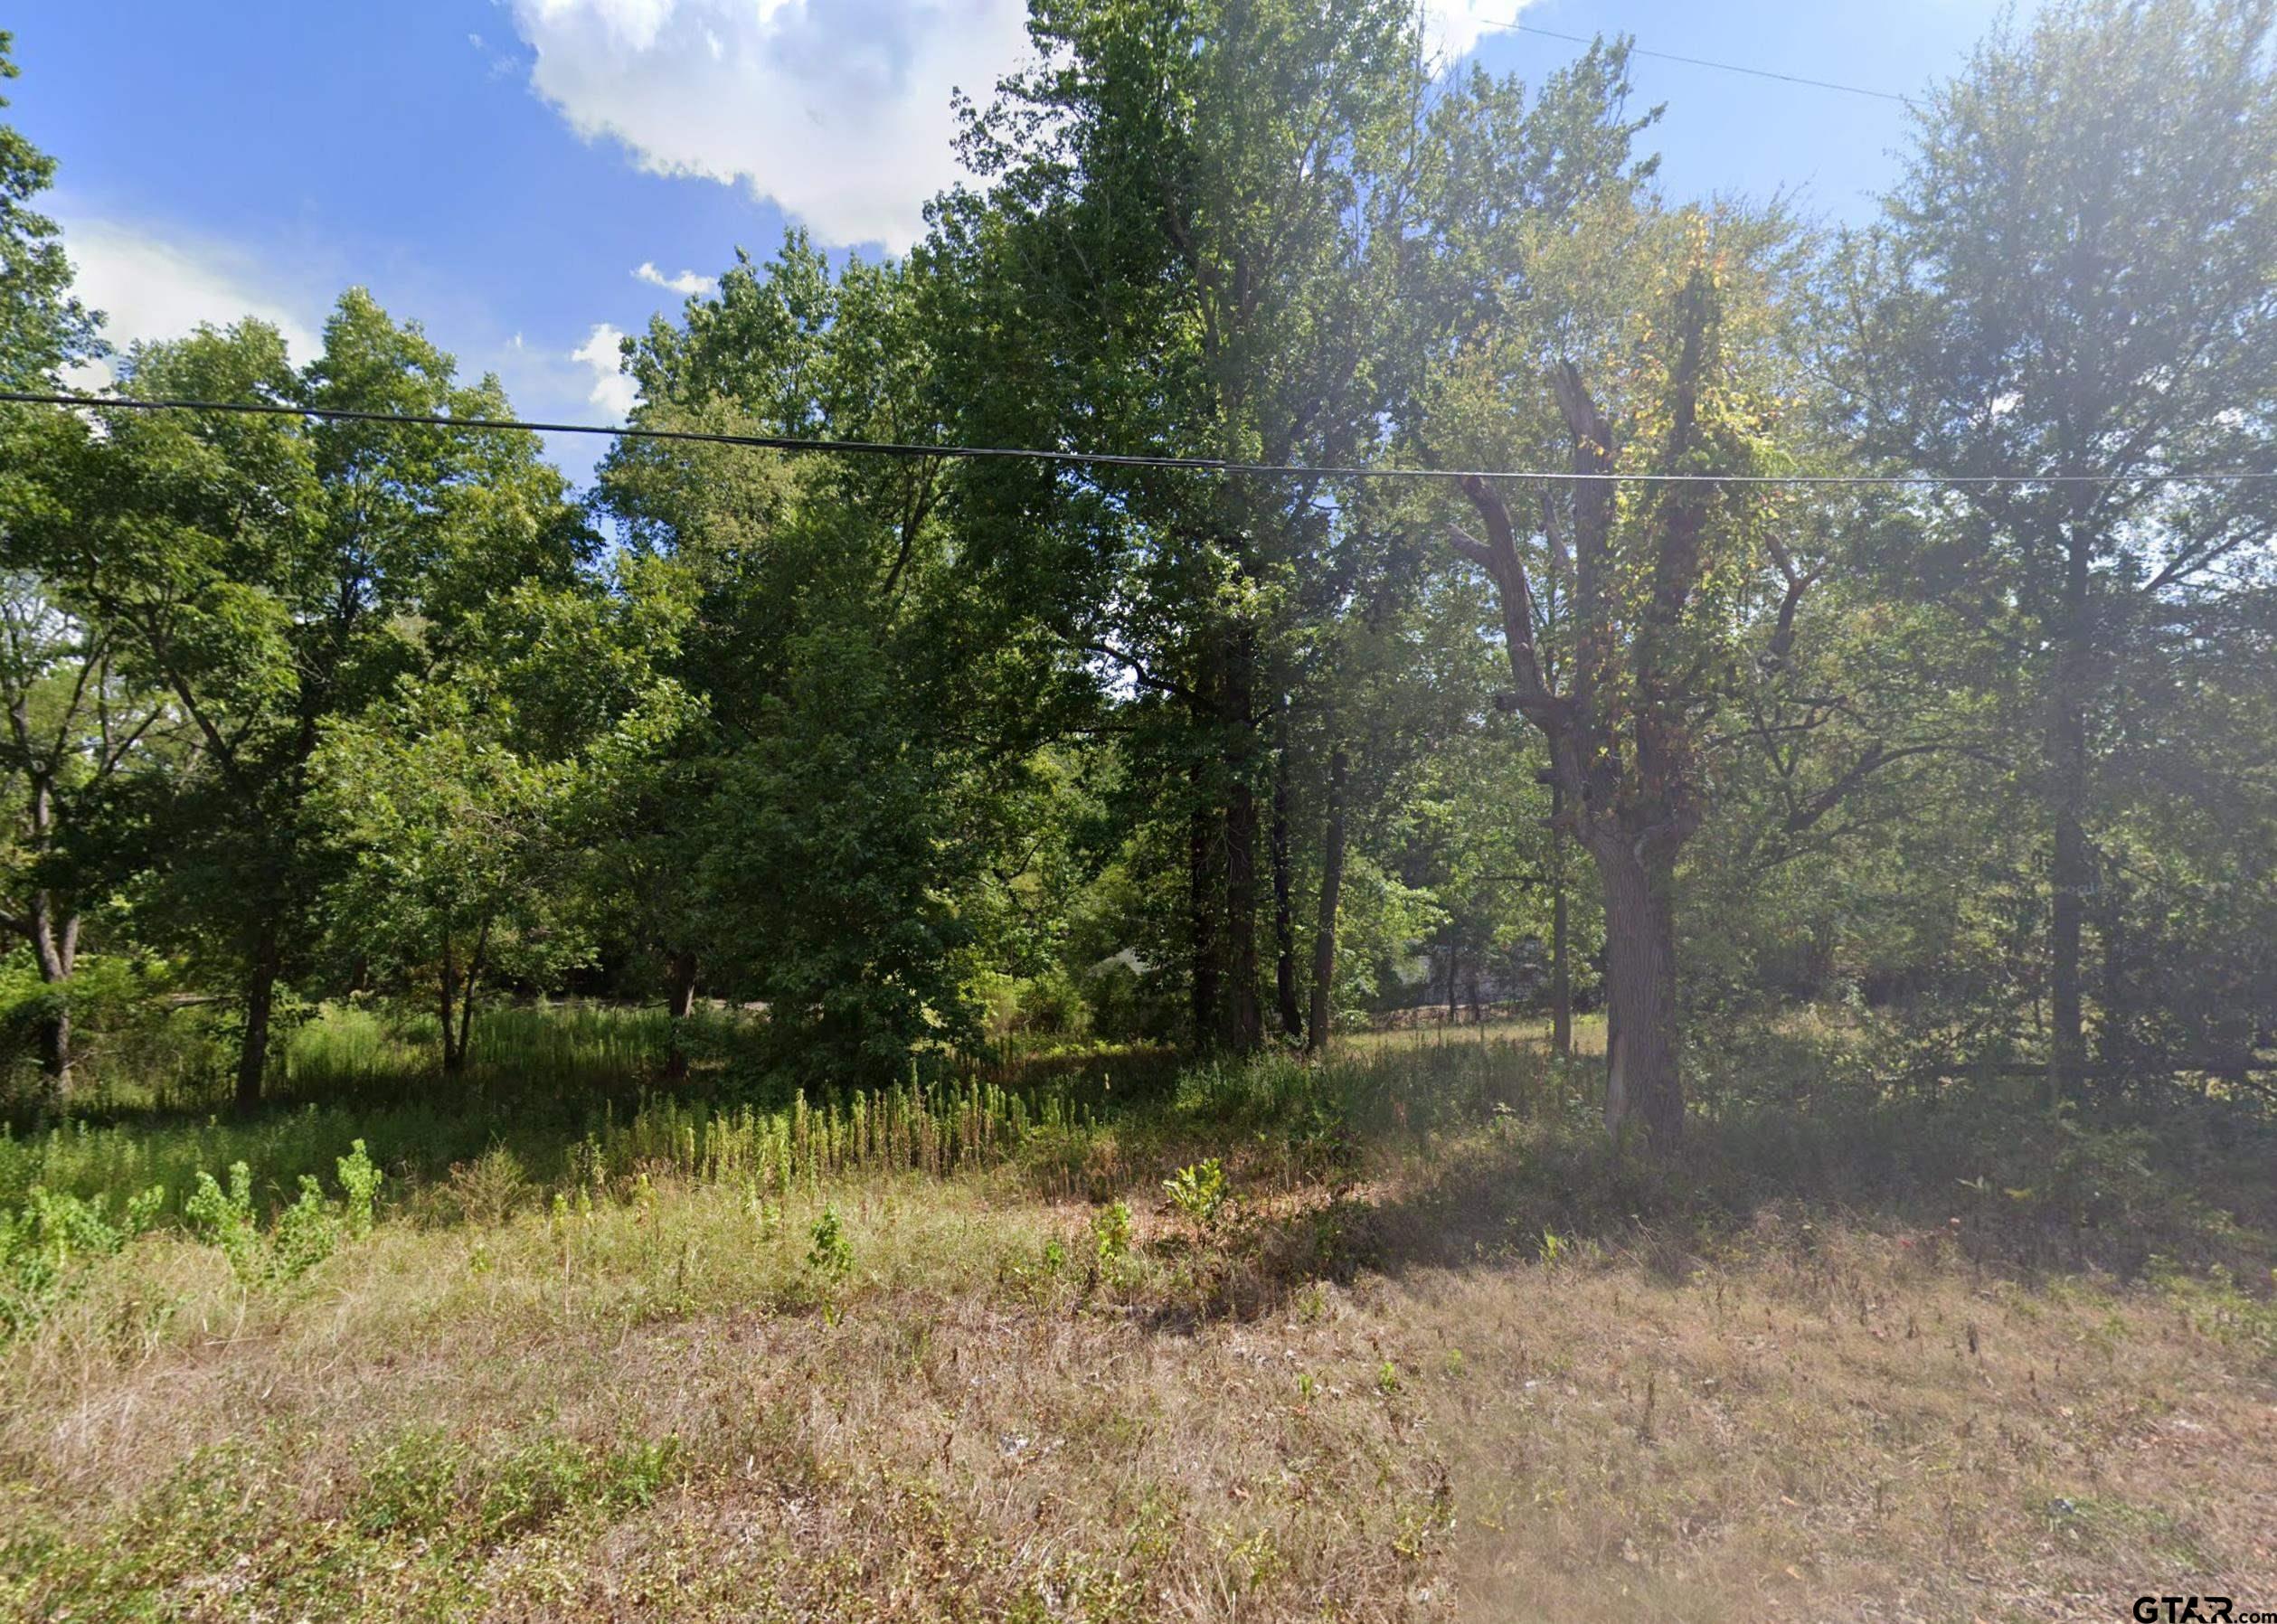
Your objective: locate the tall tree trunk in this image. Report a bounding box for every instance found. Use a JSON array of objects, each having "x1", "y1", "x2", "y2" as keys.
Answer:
[
  {"x1": 667, "y1": 949, "x2": 699, "y2": 1020},
  {"x1": 439, "y1": 930, "x2": 464, "y2": 1075},
  {"x1": 1592, "y1": 837, "x2": 1682, "y2": 1151},
  {"x1": 36, "y1": 999, "x2": 71, "y2": 1100},
  {"x1": 2047, "y1": 539, "x2": 2093, "y2": 1103},
  {"x1": 28, "y1": 892, "x2": 78, "y2": 1106},
  {"x1": 454, "y1": 919, "x2": 487, "y2": 1077},
  {"x1": 1305, "y1": 743, "x2": 1347, "y2": 1054},
  {"x1": 2095, "y1": 878, "x2": 2140, "y2": 1097},
  {"x1": 1445, "y1": 940, "x2": 1461, "y2": 1025},
  {"x1": 2048, "y1": 774, "x2": 2088, "y2": 1102},
  {"x1": 1224, "y1": 775, "x2": 1262, "y2": 1050},
  {"x1": 1549, "y1": 784, "x2": 1572, "y2": 1058},
  {"x1": 663, "y1": 949, "x2": 698, "y2": 1081},
  {"x1": 1271, "y1": 732, "x2": 1301, "y2": 1040},
  {"x1": 236, "y1": 925, "x2": 280, "y2": 1115},
  {"x1": 23, "y1": 763, "x2": 80, "y2": 1106},
  {"x1": 1188, "y1": 775, "x2": 1222, "y2": 1051},
  {"x1": 1220, "y1": 628, "x2": 1262, "y2": 1053}
]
